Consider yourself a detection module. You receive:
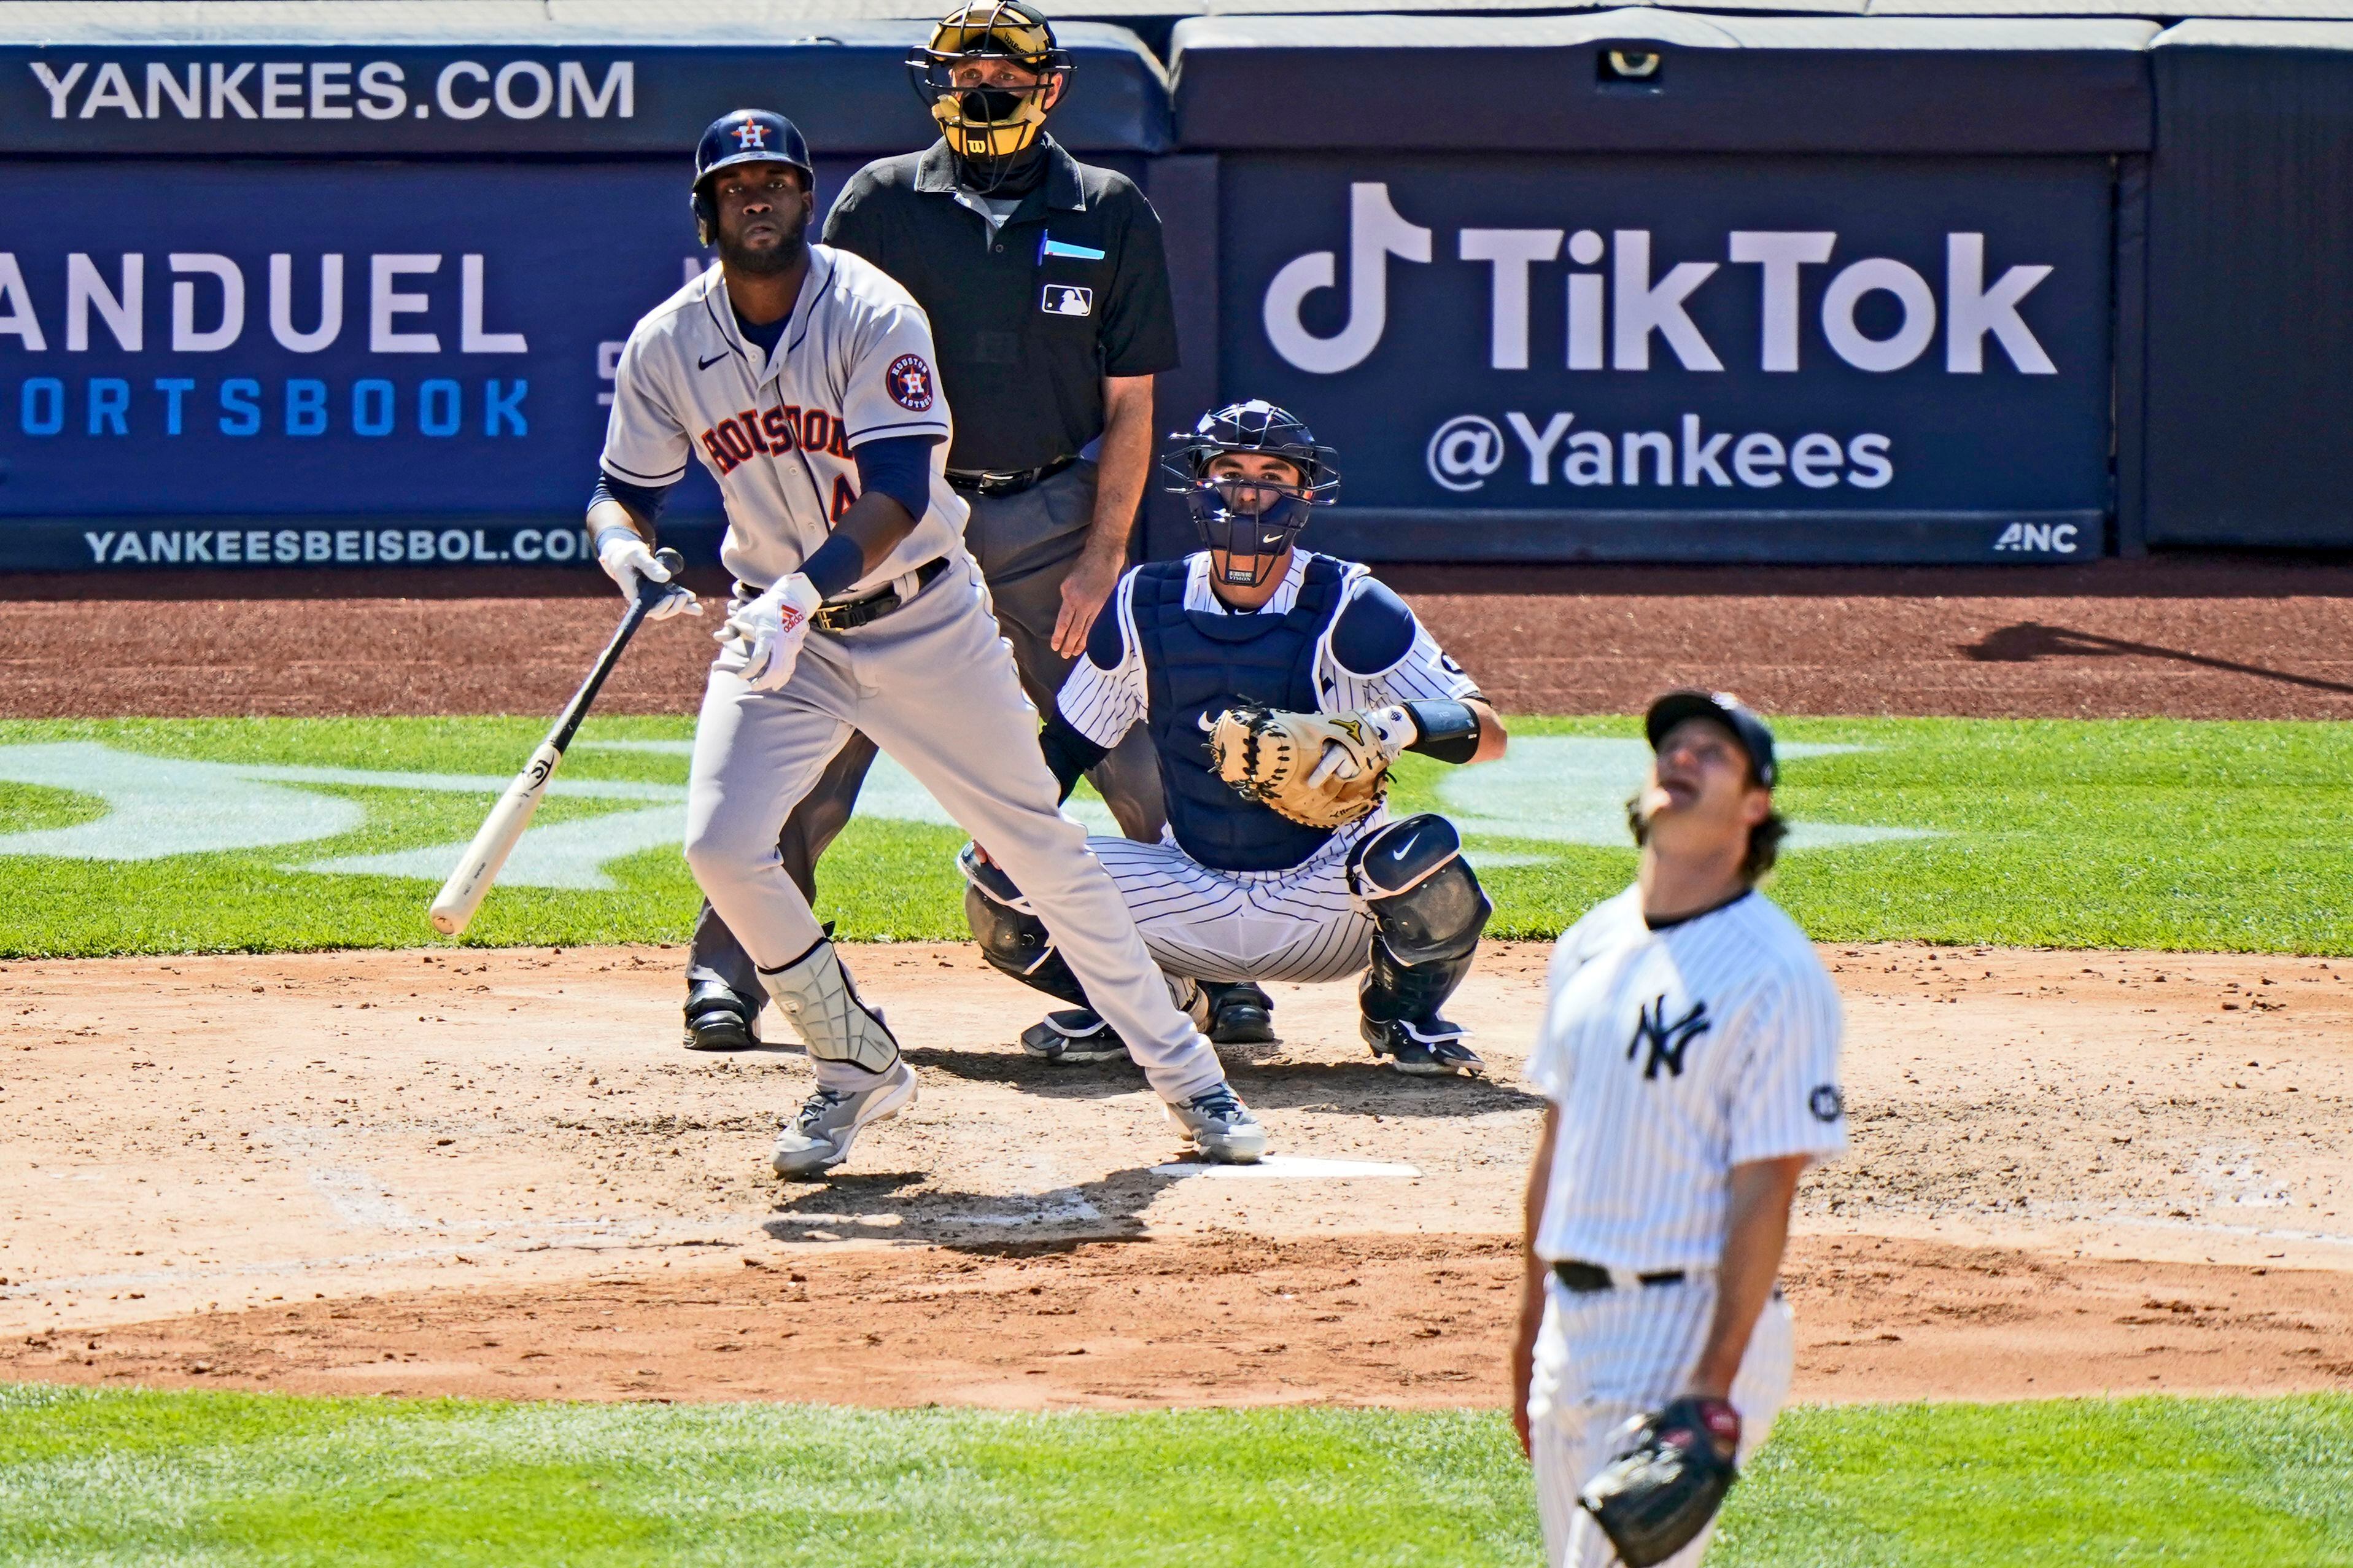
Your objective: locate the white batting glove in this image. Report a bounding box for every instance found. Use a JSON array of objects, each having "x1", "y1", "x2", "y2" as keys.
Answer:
[
  {"x1": 1306, "y1": 705, "x2": 1418, "y2": 787},
  {"x1": 596, "y1": 531, "x2": 700, "y2": 621},
  {"x1": 724, "y1": 574, "x2": 824, "y2": 693}
]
